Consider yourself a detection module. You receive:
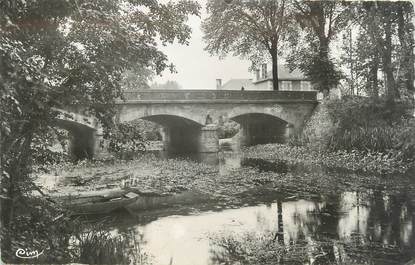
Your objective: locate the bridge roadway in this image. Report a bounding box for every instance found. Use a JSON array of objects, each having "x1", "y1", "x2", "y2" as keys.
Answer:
[{"x1": 58, "y1": 90, "x2": 318, "y2": 159}]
